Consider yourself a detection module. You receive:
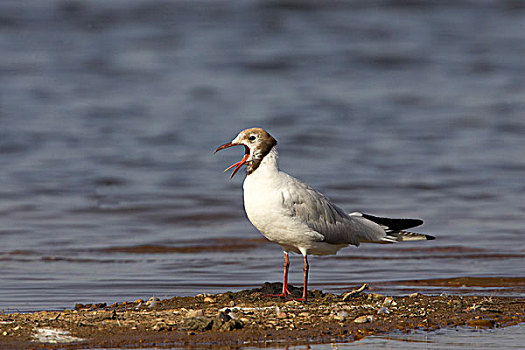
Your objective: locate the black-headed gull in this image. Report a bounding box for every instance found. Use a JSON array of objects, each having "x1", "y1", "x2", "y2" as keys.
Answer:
[{"x1": 215, "y1": 127, "x2": 435, "y2": 301}]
